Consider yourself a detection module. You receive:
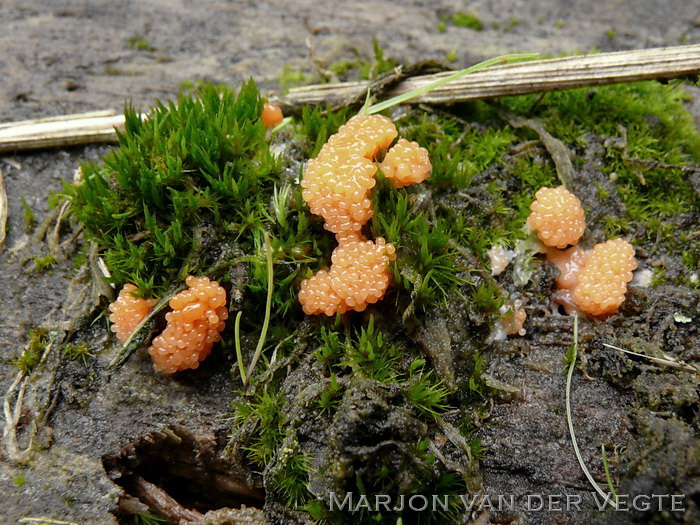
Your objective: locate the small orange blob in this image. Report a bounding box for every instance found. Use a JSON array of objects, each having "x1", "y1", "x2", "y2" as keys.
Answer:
[
  {"x1": 500, "y1": 302, "x2": 527, "y2": 336},
  {"x1": 109, "y1": 284, "x2": 157, "y2": 343},
  {"x1": 527, "y1": 186, "x2": 586, "y2": 249},
  {"x1": 380, "y1": 138, "x2": 432, "y2": 188},
  {"x1": 573, "y1": 239, "x2": 637, "y2": 317},
  {"x1": 261, "y1": 102, "x2": 283, "y2": 129},
  {"x1": 148, "y1": 275, "x2": 228, "y2": 373}
]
